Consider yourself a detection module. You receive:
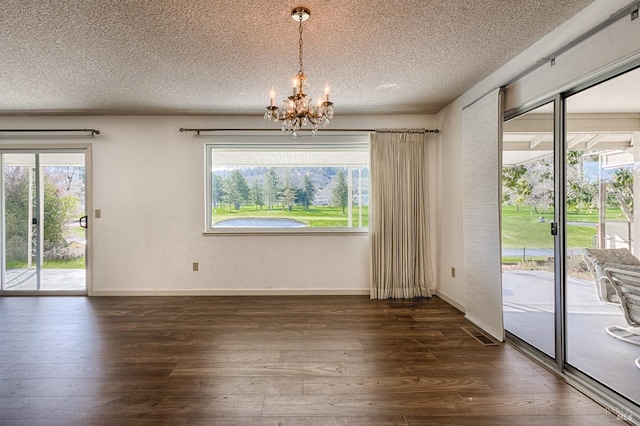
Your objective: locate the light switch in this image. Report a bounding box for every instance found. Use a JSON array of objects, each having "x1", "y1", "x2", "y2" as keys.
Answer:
[{"x1": 95, "y1": 209, "x2": 101, "y2": 218}]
